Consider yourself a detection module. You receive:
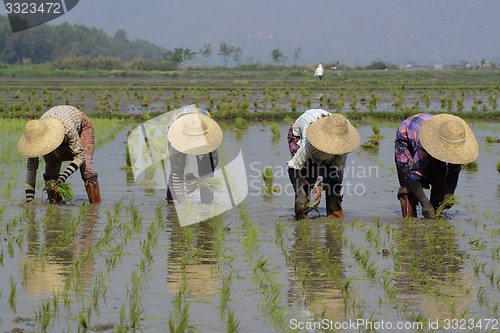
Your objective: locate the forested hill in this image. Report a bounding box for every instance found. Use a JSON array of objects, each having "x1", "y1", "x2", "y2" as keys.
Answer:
[{"x1": 0, "y1": 15, "x2": 167, "y2": 64}]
